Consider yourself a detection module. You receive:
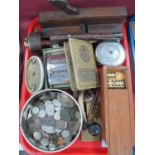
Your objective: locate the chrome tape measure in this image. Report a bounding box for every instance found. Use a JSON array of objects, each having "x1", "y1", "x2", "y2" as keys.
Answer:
[{"x1": 95, "y1": 42, "x2": 126, "y2": 66}]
